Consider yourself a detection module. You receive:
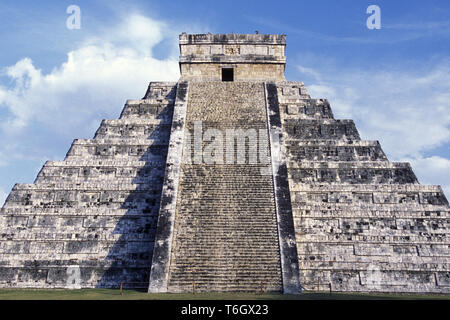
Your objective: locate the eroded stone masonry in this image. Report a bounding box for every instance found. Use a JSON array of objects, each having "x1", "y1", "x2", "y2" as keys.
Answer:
[{"x1": 1, "y1": 33, "x2": 449, "y2": 293}]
